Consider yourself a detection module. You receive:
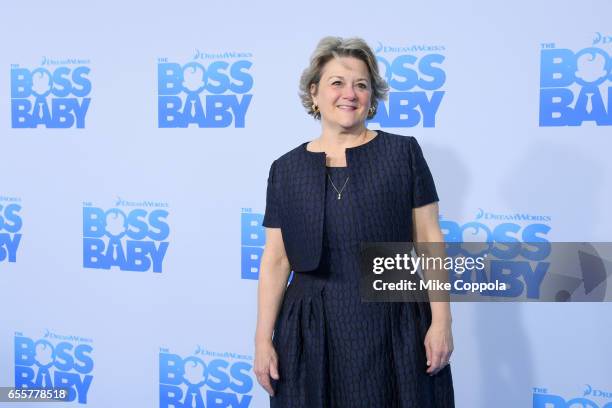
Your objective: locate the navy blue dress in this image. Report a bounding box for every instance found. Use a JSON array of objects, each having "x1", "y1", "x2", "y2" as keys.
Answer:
[{"x1": 268, "y1": 160, "x2": 455, "y2": 408}]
